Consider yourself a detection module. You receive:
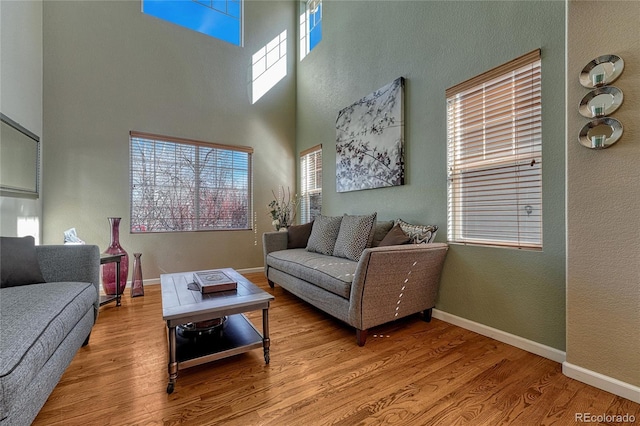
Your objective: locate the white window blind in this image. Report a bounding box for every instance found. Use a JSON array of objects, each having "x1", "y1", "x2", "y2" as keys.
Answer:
[
  {"x1": 300, "y1": 144, "x2": 322, "y2": 224},
  {"x1": 130, "y1": 132, "x2": 253, "y2": 233},
  {"x1": 446, "y1": 49, "x2": 542, "y2": 249}
]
